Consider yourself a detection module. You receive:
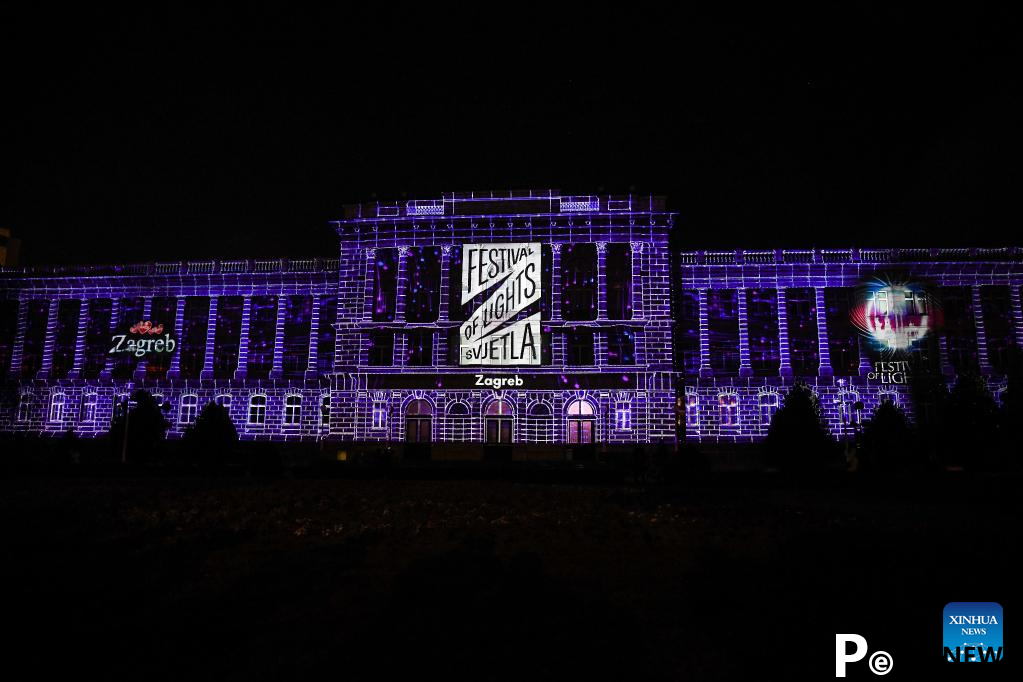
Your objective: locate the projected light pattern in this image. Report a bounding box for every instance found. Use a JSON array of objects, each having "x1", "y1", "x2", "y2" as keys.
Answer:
[
  {"x1": 1, "y1": 195, "x2": 1022, "y2": 449},
  {"x1": 851, "y1": 277, "x2": 942, "y2": 354}
]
